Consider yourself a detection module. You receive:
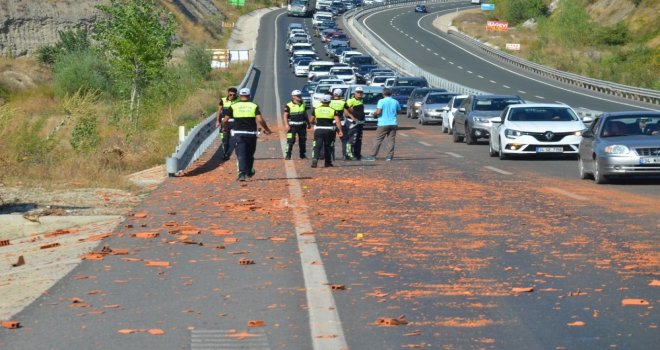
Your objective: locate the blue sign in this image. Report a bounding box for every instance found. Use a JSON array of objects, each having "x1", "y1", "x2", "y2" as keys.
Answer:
[{"x1": 481, "y1": 3, "x2": 495, "y2": 11}]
